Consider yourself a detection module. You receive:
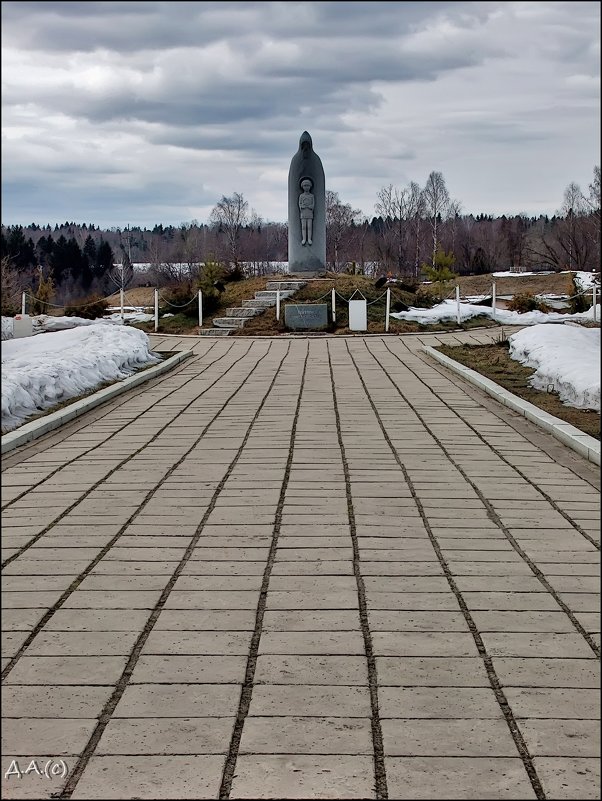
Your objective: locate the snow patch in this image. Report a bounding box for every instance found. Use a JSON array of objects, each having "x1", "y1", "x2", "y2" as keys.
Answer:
[
  {"x1": 2, "y1": 317, "x2": 14, "y2": 341},
  {"x1": 508, "y1": 325, "x2": 600, "y2": 411},
  {"x1": 2, "y1": 325, "x2": 160, "y2": 433},
  {"x1": 390, "y1": 299, "x2": 600, "y2": 326}
]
